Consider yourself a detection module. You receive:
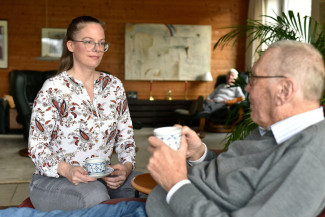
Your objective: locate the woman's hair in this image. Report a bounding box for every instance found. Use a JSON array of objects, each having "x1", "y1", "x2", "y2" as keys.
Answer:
[{"x1": 57, "y1": 16, "x2": 105, "y2": 74}]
